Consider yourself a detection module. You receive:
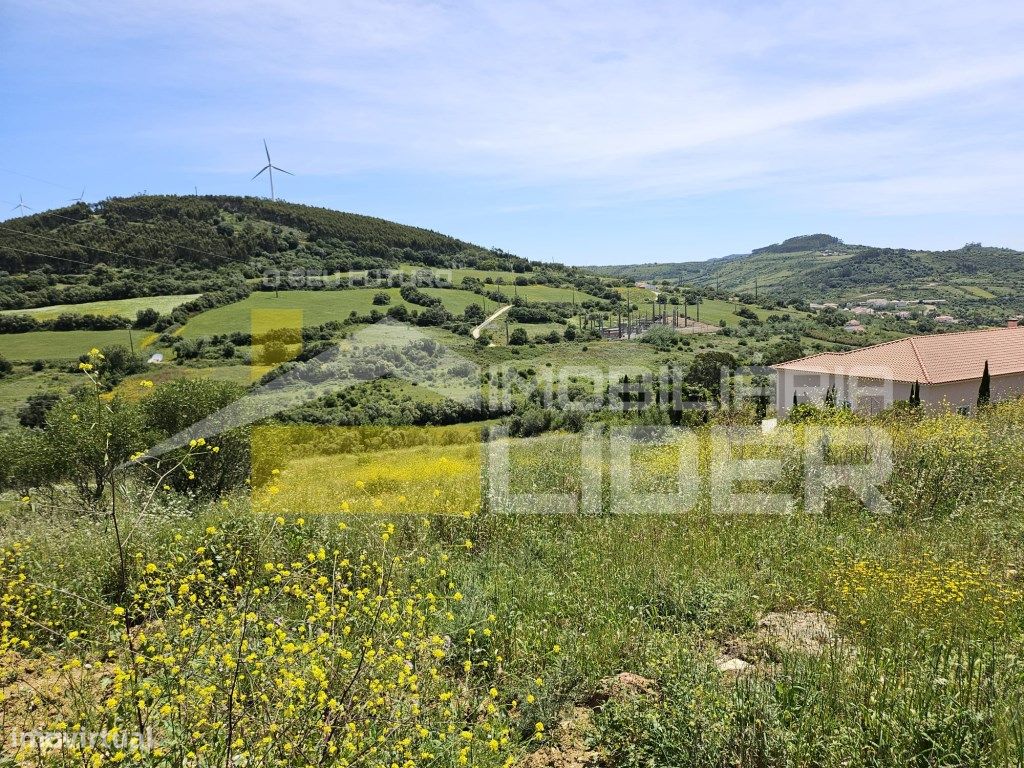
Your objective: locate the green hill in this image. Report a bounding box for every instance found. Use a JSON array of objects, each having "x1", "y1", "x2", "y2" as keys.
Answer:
[
  {"x1": 0, "y1": 195, "x2": 550, "y2": 311},
  {"x1": 592, "y1": 235, "x2": 1024, "y2": 303}
]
